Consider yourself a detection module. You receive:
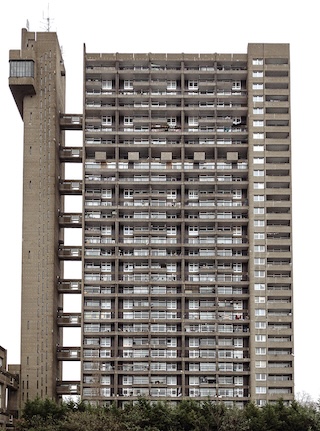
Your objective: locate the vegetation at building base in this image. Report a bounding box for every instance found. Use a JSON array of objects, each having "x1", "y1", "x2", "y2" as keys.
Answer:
[{"x1": 15, "y1": 396, "x2": 320, "y2": 431}]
